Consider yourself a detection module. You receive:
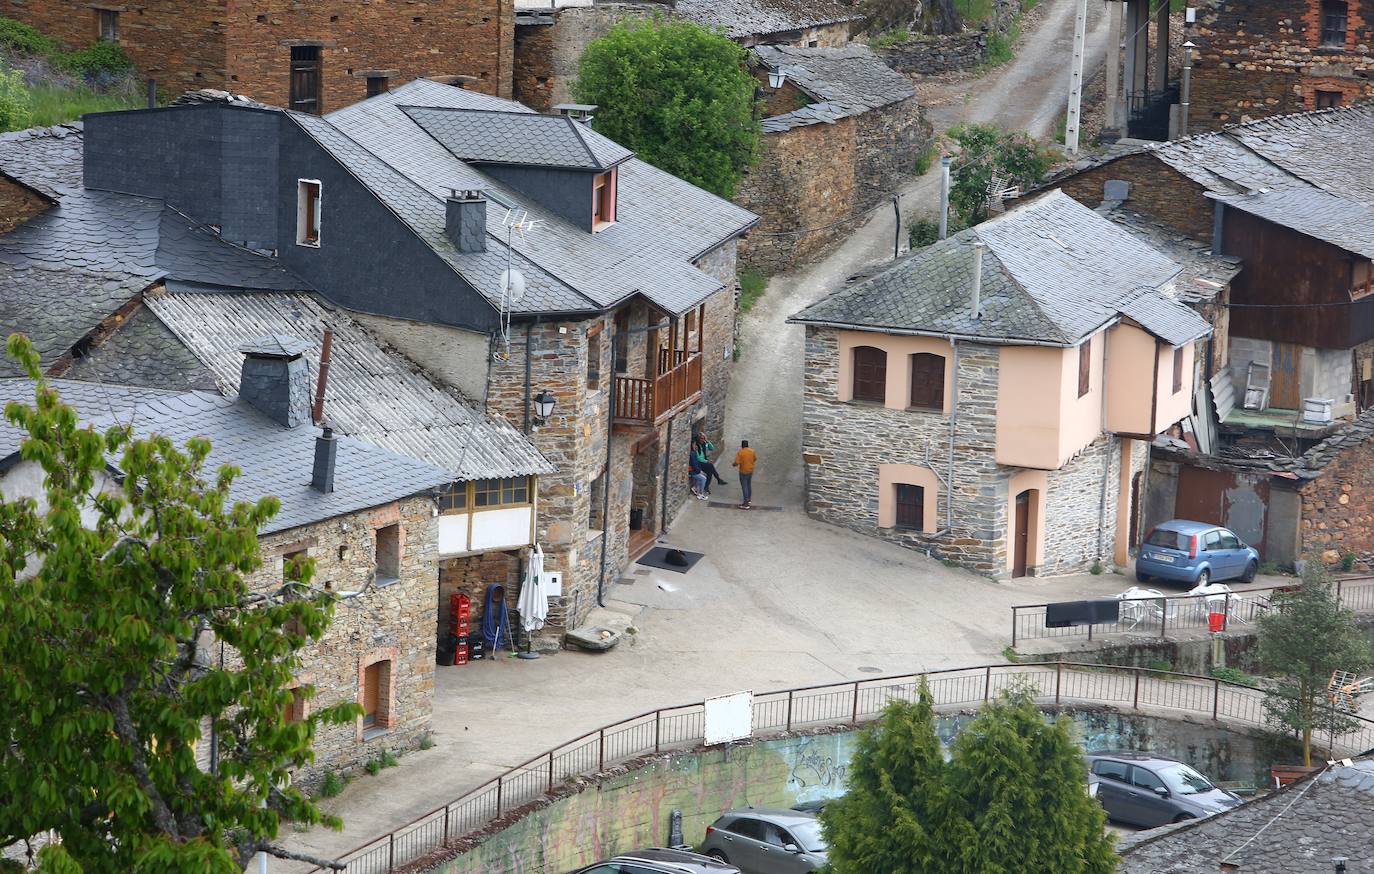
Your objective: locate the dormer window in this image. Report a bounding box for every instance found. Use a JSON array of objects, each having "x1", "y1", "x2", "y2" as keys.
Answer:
[
  {"x1": 296, "y1": 179, "x2": 321, "y2": 247},
  {"x1": 593, "y1": 168, "x2": 617, "y2": 231}
]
